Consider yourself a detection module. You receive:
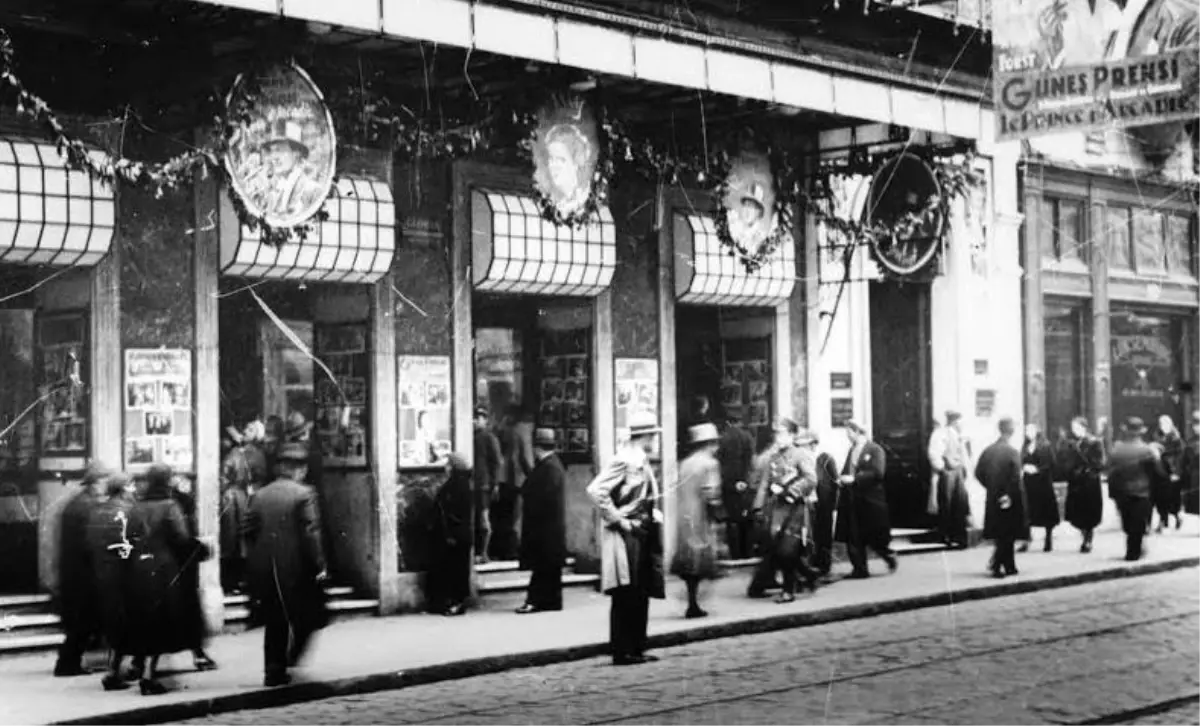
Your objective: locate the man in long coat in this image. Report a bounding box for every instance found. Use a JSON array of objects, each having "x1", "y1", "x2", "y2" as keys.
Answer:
[
  {"x1": 928, "y1": 409, "x2": 972, "y2": 548},
  {"x1": 53, "y1": 461, "x2": 112, "y2": 677},
  {"x1": 516, "y1": 428, "x2": 567, "y2": 613},
  {"x1": 748, "y1": 418, "x2": 819, "y2": 600},
  {"x1": 473, "y1": 406, "x2": 504, "y2": 563},
  {"x1": 587, "y1": 412, "x2": 665, "y2": 666},
  {"x1": 802, "y1": 431, "x2": 841, "y2": 577},
  {"x1": 835, "y1": 421, "x2": 896, "y2": 578},
  {"x1": 243, "y1": 442, "x2": 329, "y2": 687},
  {"x1": 976, "y1": 417, "x2": 1026, "y2": 578},
  {"x1": 1108, "y1": 417, "x2": 1165, "y2": 562},
  {"x1": 716, "y1": 411, "x2": 756, "y2": 560}
]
